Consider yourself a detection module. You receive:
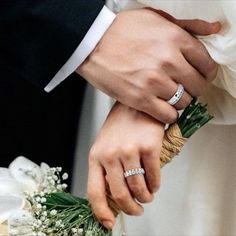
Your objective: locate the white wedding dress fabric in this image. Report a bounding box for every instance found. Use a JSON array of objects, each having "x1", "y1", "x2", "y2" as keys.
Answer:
[{"x1": 73, "y1": 1, "x2": 236, "y2": 235}]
